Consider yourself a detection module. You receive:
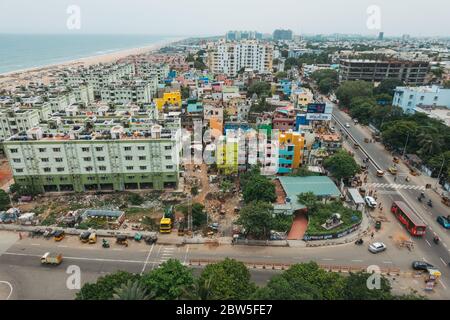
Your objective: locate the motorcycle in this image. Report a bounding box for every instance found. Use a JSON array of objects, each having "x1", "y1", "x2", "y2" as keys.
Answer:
[
  {"x1": 354, "y1": 239, "x2": 364, "y2": 245},
  {"x1": 433, "y1": 236, "x2": 440, "y2": 245},
  {"x1": 102, "y1": 239, "x2": 110, "y2": 248},
  {"x1": 427, "y1": 200, "x2": 433, "y2": 207},
  {"x1": 417, "y1": 197, "x2": 422, "y2": 202}
]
